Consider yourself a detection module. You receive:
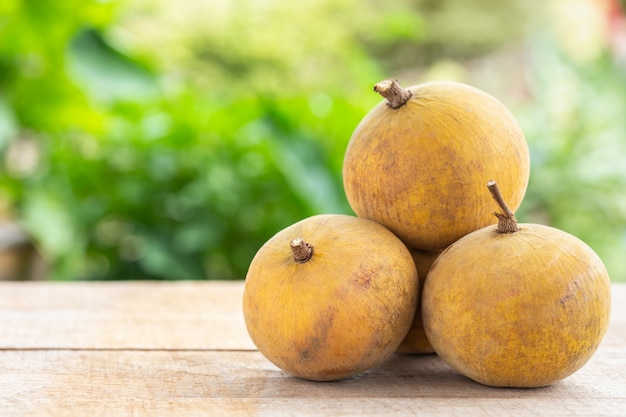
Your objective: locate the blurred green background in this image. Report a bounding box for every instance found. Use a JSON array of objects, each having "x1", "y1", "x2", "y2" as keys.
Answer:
[{"x1": 1, "y1": 0, "x2": 625, "y2": 281}]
